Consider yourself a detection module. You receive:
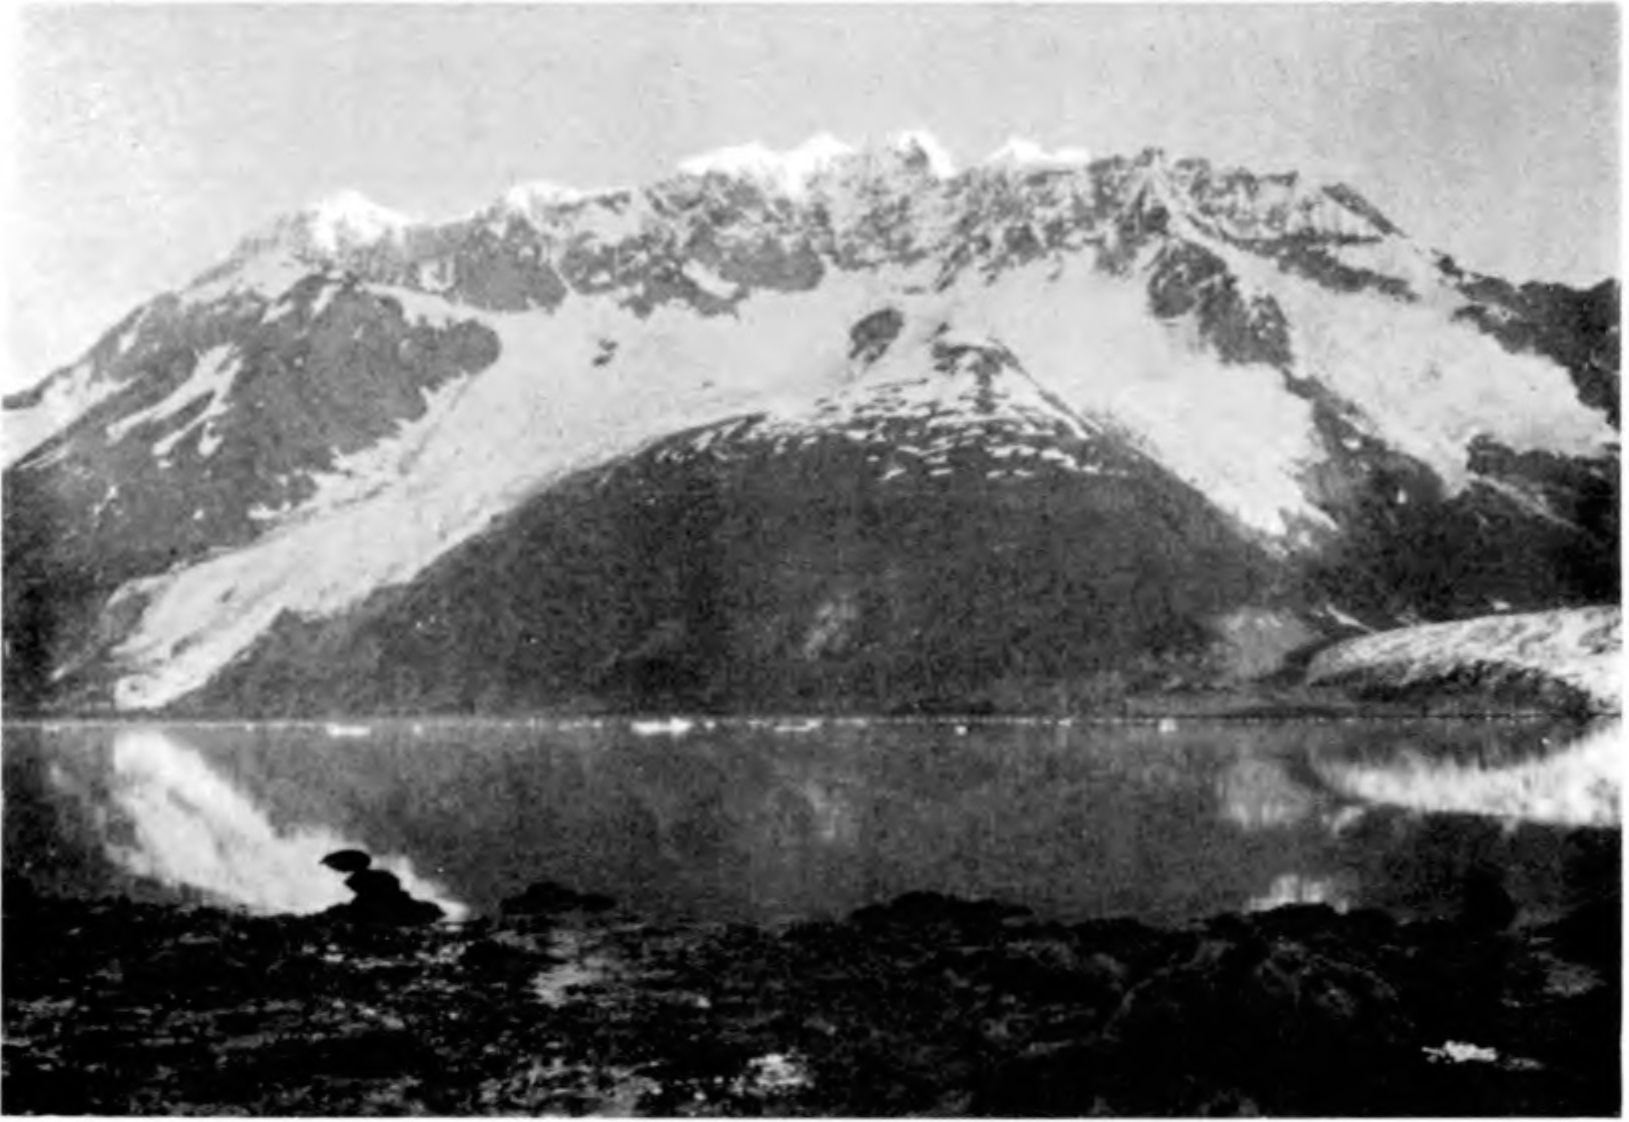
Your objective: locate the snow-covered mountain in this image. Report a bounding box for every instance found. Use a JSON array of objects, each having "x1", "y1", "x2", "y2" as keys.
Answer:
[{"x1": 4, "y1": 132, "x2": 1618, "y2": 715}]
